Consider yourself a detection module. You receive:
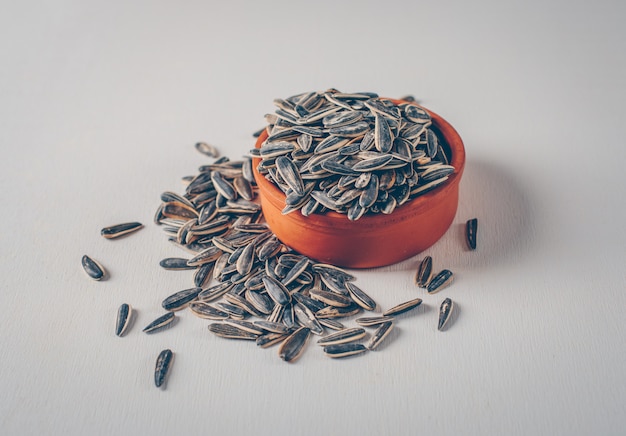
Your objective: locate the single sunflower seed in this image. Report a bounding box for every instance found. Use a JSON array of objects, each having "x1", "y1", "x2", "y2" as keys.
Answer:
[
  {"x1": 101, "y1": 222, "x2": 143, "y2": 239},
  {"x1": 115, "y1": 303, "x2": 133, "y2": 337},
  {"x1": 438, "y1": 298, "x2": 455, "y2": 331},
  {"x1": 154, "y1": 349, "x2": 173, "y2": 388},
  {"x1": 81, "y1": 255, "x2": 106, "y2": 281}
]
